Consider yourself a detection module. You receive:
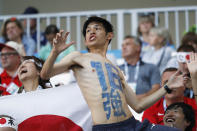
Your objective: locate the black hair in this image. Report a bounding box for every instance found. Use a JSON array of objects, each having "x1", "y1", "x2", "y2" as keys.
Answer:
[
  {"x1": 182, "y1": 32, "x2": 197, "y2": 46},
  {"x1": 23, "y1": 6, "x2": 39, "y2": 14},
  {"x1": 22, "y1": 56, "x2": 49, "y2": 89},
  {"x1": 162, "y1": 67, "x2": 178, "y2": 75},
  {"x1": 82, "y1": 16, "x2": 113, "y2": 45},
  {"x1": 45, "y1": 24, "x2": 59, "y2": 35},
  {"x1": 165, "y1": 102, "x2": 195, "y2": 131},
  {"x1": 177, "y1": 44, "x2": 195, "y2": 52}
]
